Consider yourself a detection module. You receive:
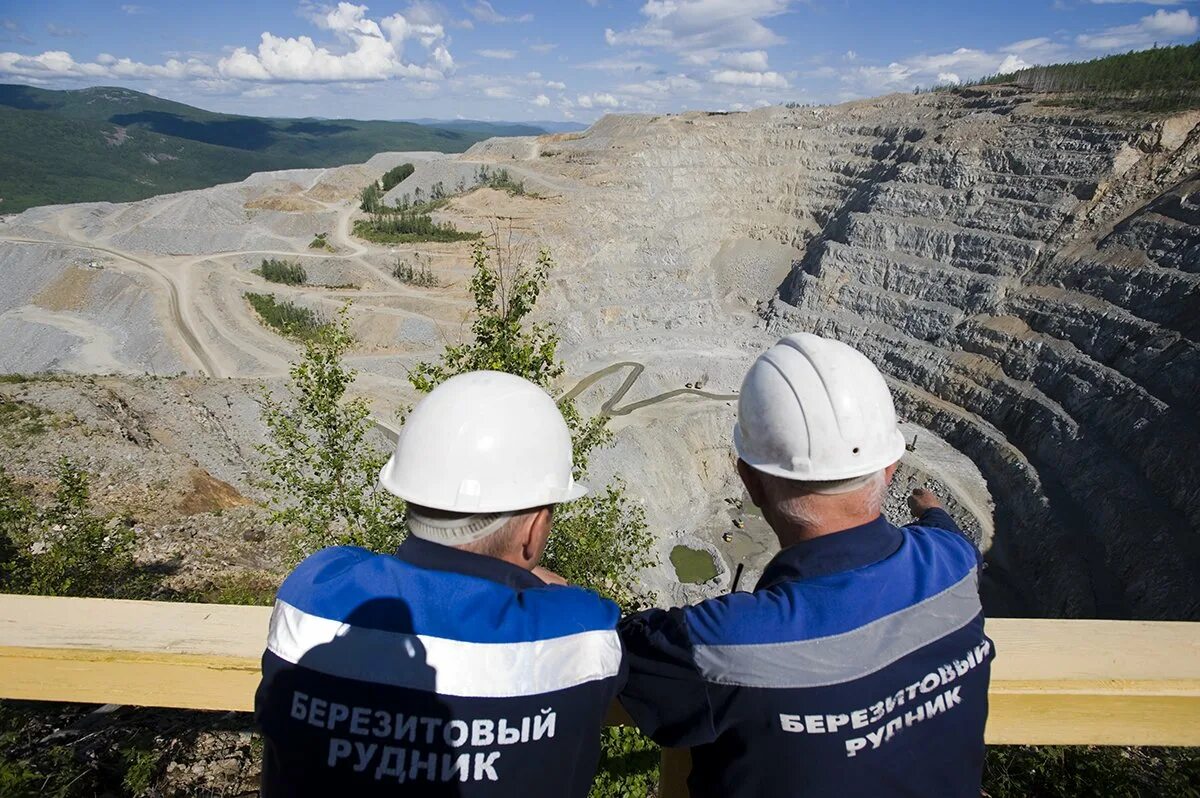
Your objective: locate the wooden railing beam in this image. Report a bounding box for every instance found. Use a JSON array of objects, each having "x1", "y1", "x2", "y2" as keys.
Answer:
[{"x1": 1, "y1": 594, "x2": 1197, "y2": 798}]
